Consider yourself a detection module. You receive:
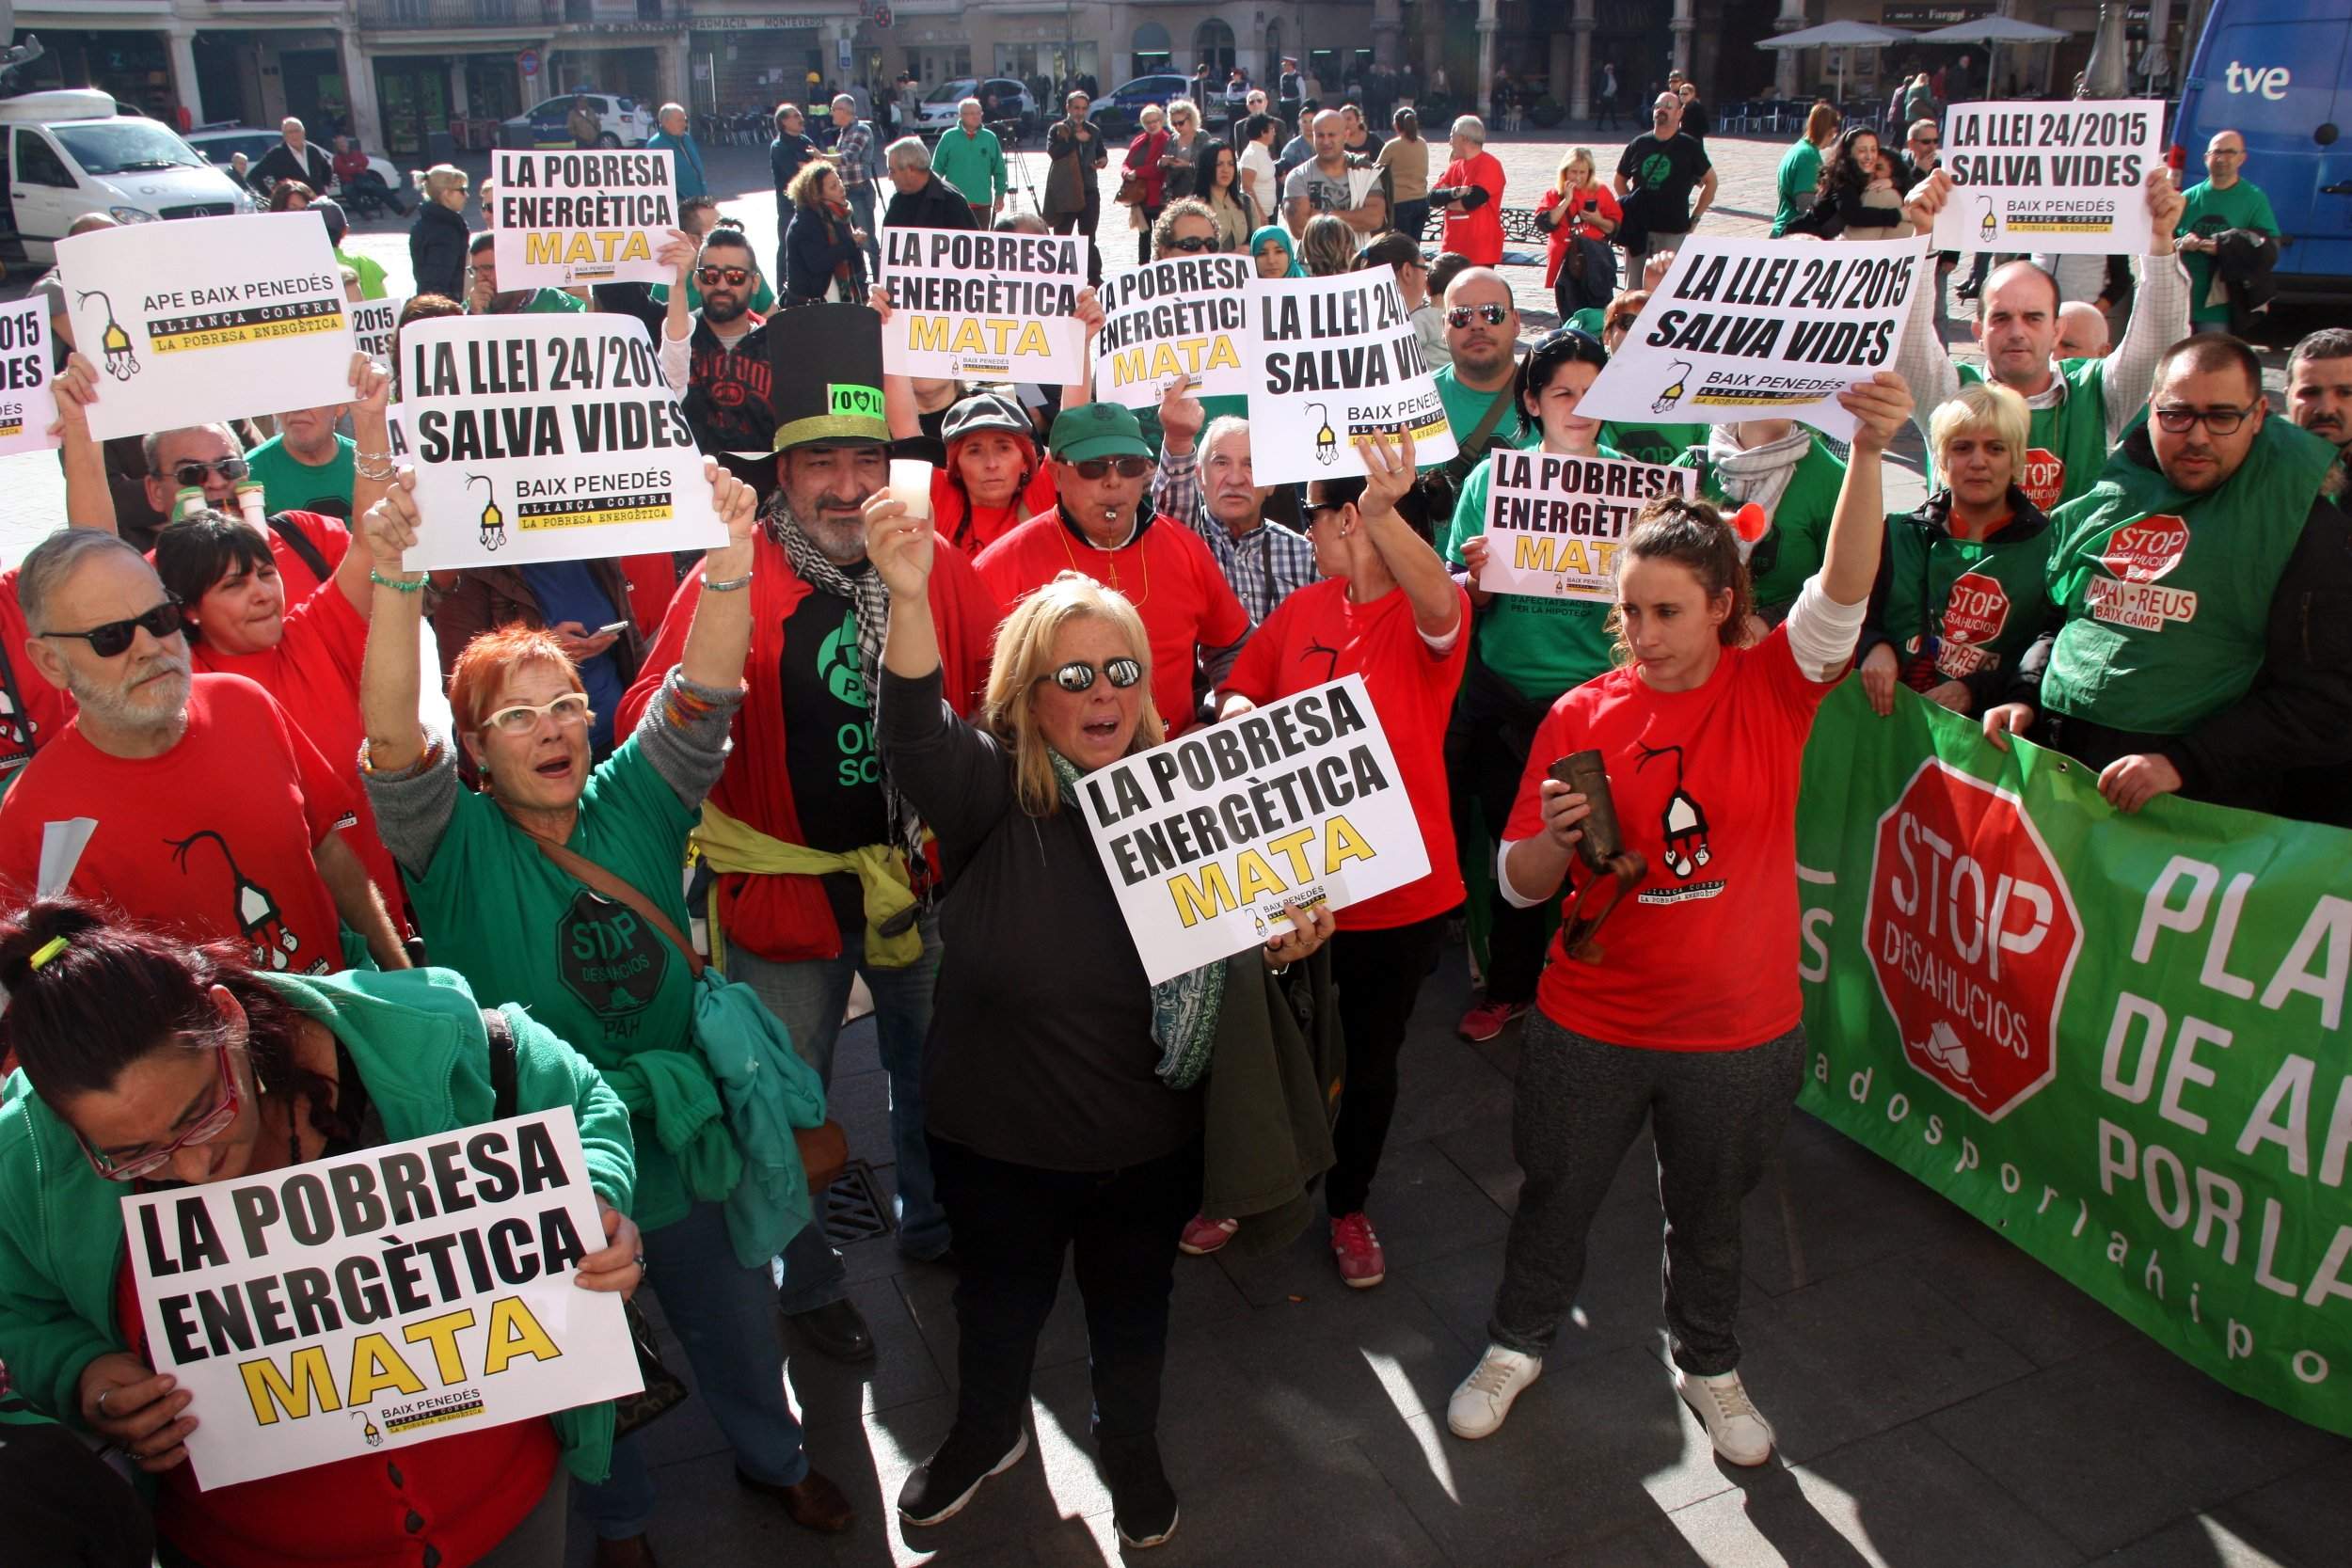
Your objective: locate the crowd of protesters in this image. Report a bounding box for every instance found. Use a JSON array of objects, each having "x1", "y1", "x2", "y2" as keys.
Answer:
[{"x1": 0, "y1": 69, "x2": 2347, "y2": 1568}]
